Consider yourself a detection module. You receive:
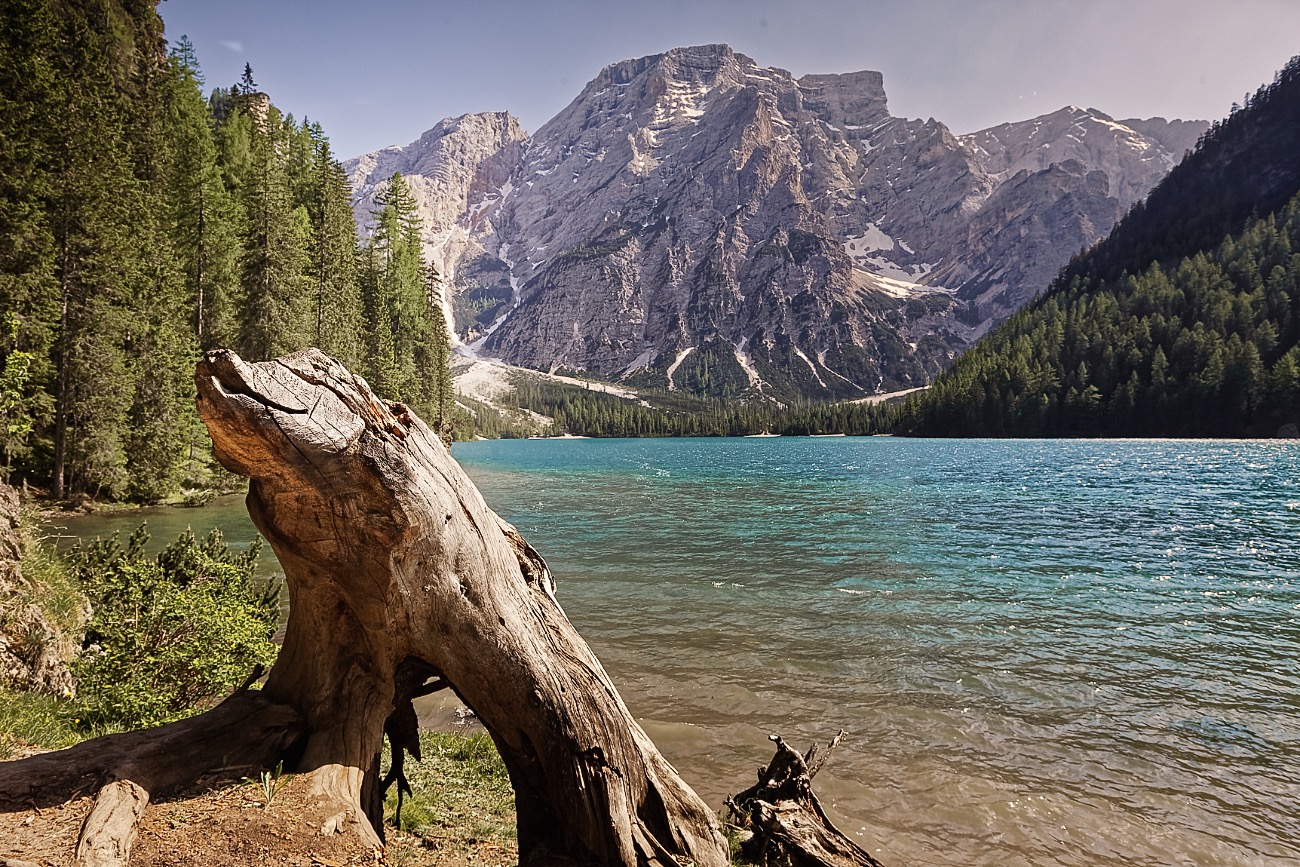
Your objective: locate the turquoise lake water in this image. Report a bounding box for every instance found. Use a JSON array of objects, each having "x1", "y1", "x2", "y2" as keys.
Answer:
[{"x1": 52, "y1": 437, "x2": 1300, "y2": 866}]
